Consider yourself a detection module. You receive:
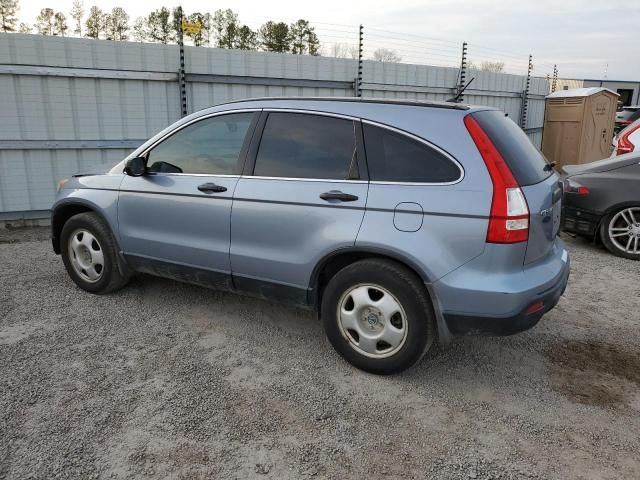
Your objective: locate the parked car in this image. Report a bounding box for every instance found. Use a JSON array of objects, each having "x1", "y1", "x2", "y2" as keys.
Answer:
[
  {"x1": 615, "y1": 105, "x2": 640, "y2": 134},
  {"x1": 562, "y1": 153, "x2": 640, "y2": 260},
  {"x1": 611, "y1": 118, "x2": 640, "y2": 156},
  {"x1": 51, "y1": 98, "x2": 570, "y2": 374}
]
